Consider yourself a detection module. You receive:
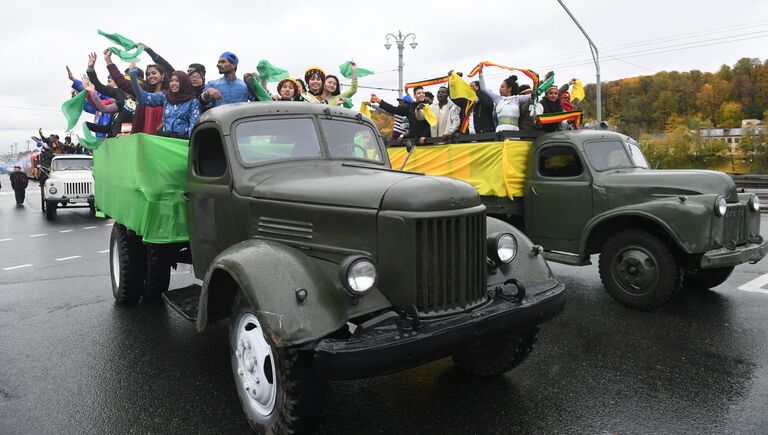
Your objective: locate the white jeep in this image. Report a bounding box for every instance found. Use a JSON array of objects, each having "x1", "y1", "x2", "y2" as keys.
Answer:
[{"x1": 42, "y1": 155, "x2": 95, "y2": 220}]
